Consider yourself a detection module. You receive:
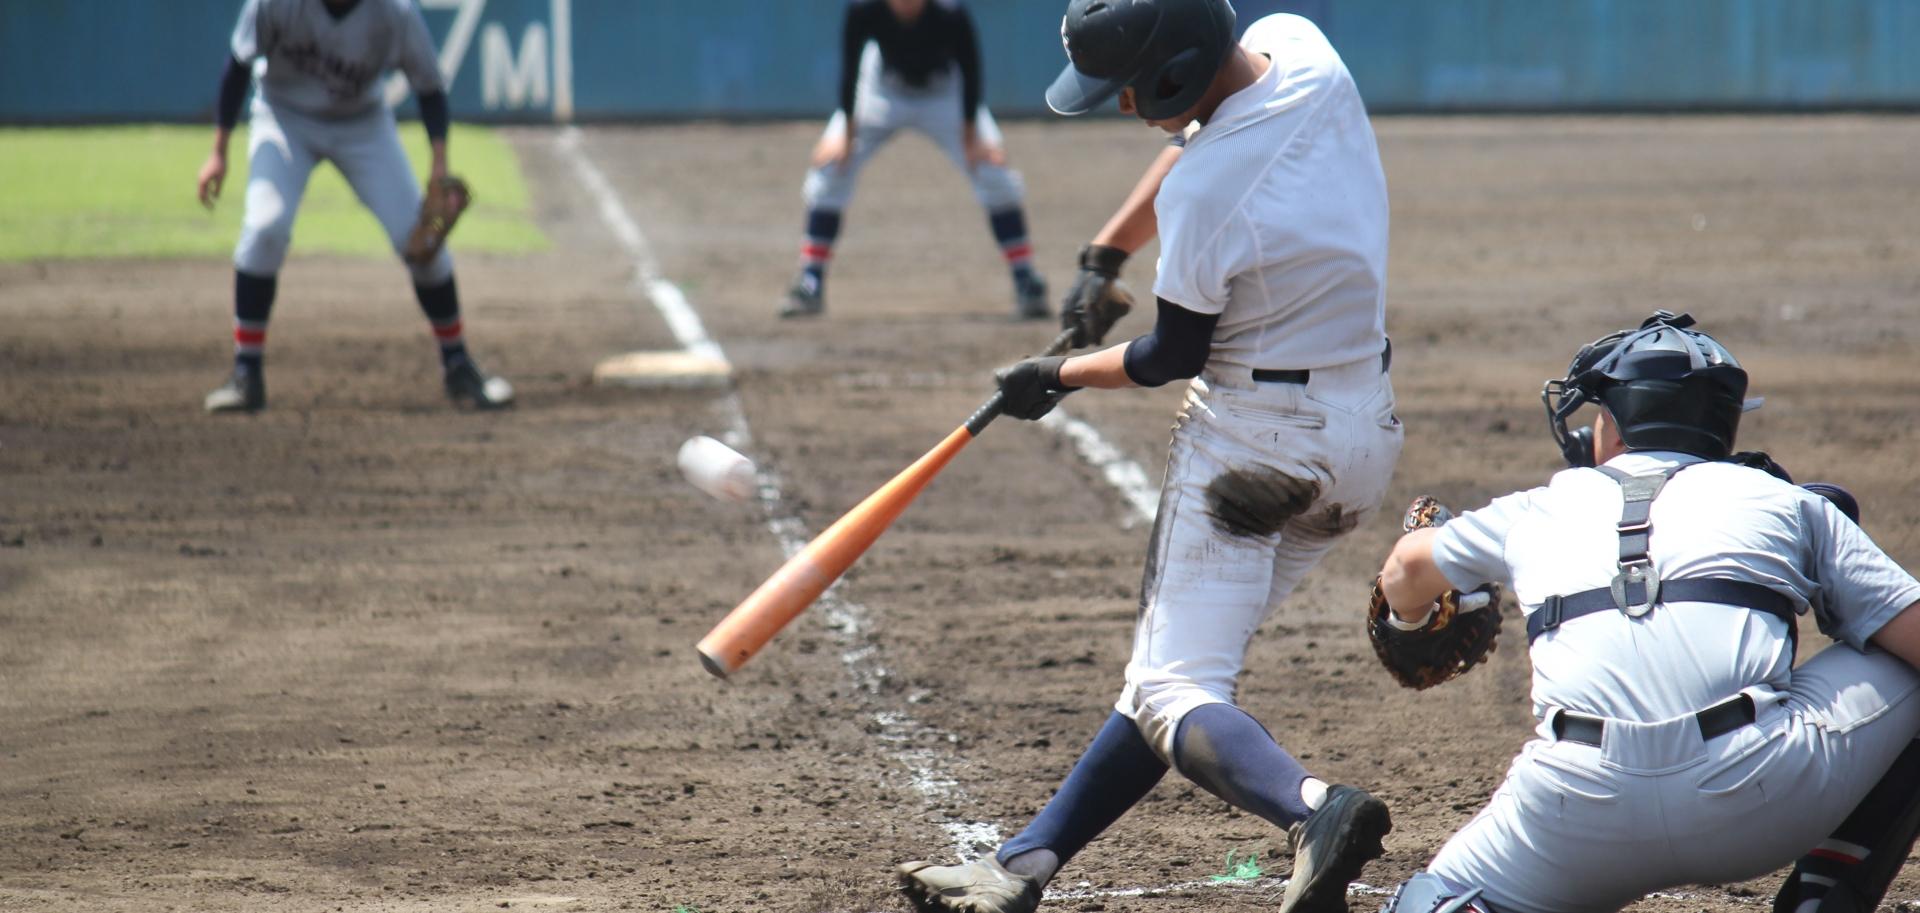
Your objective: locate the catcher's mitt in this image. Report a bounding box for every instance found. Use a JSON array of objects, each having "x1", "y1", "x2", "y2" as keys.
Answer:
[
  {"x1": 1367, "y1": 496, "x2": 1503, "y2": 690},
  {"x1": 404, "y1": 175, "x2": 471, "y2": 266}
]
